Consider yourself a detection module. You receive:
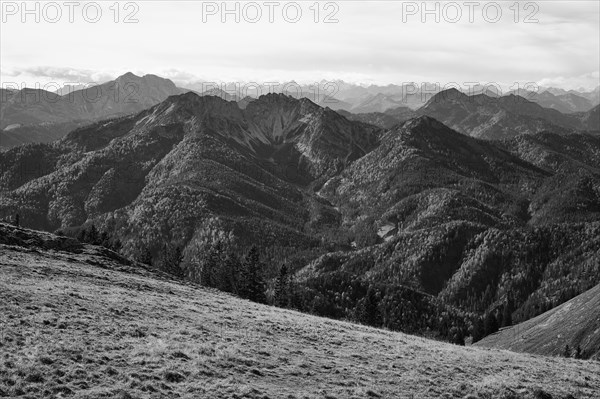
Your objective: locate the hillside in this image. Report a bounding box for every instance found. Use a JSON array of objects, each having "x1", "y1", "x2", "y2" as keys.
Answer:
[
  {"x1": 500, "y1": 132, "x2": 600, "y2": 174},
  {"x1": 1, "y1": 223, "x2": 599, "y2": 399},
  {"x1": 477, "y1": 283, "x2": 600, "y2": 360}
]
